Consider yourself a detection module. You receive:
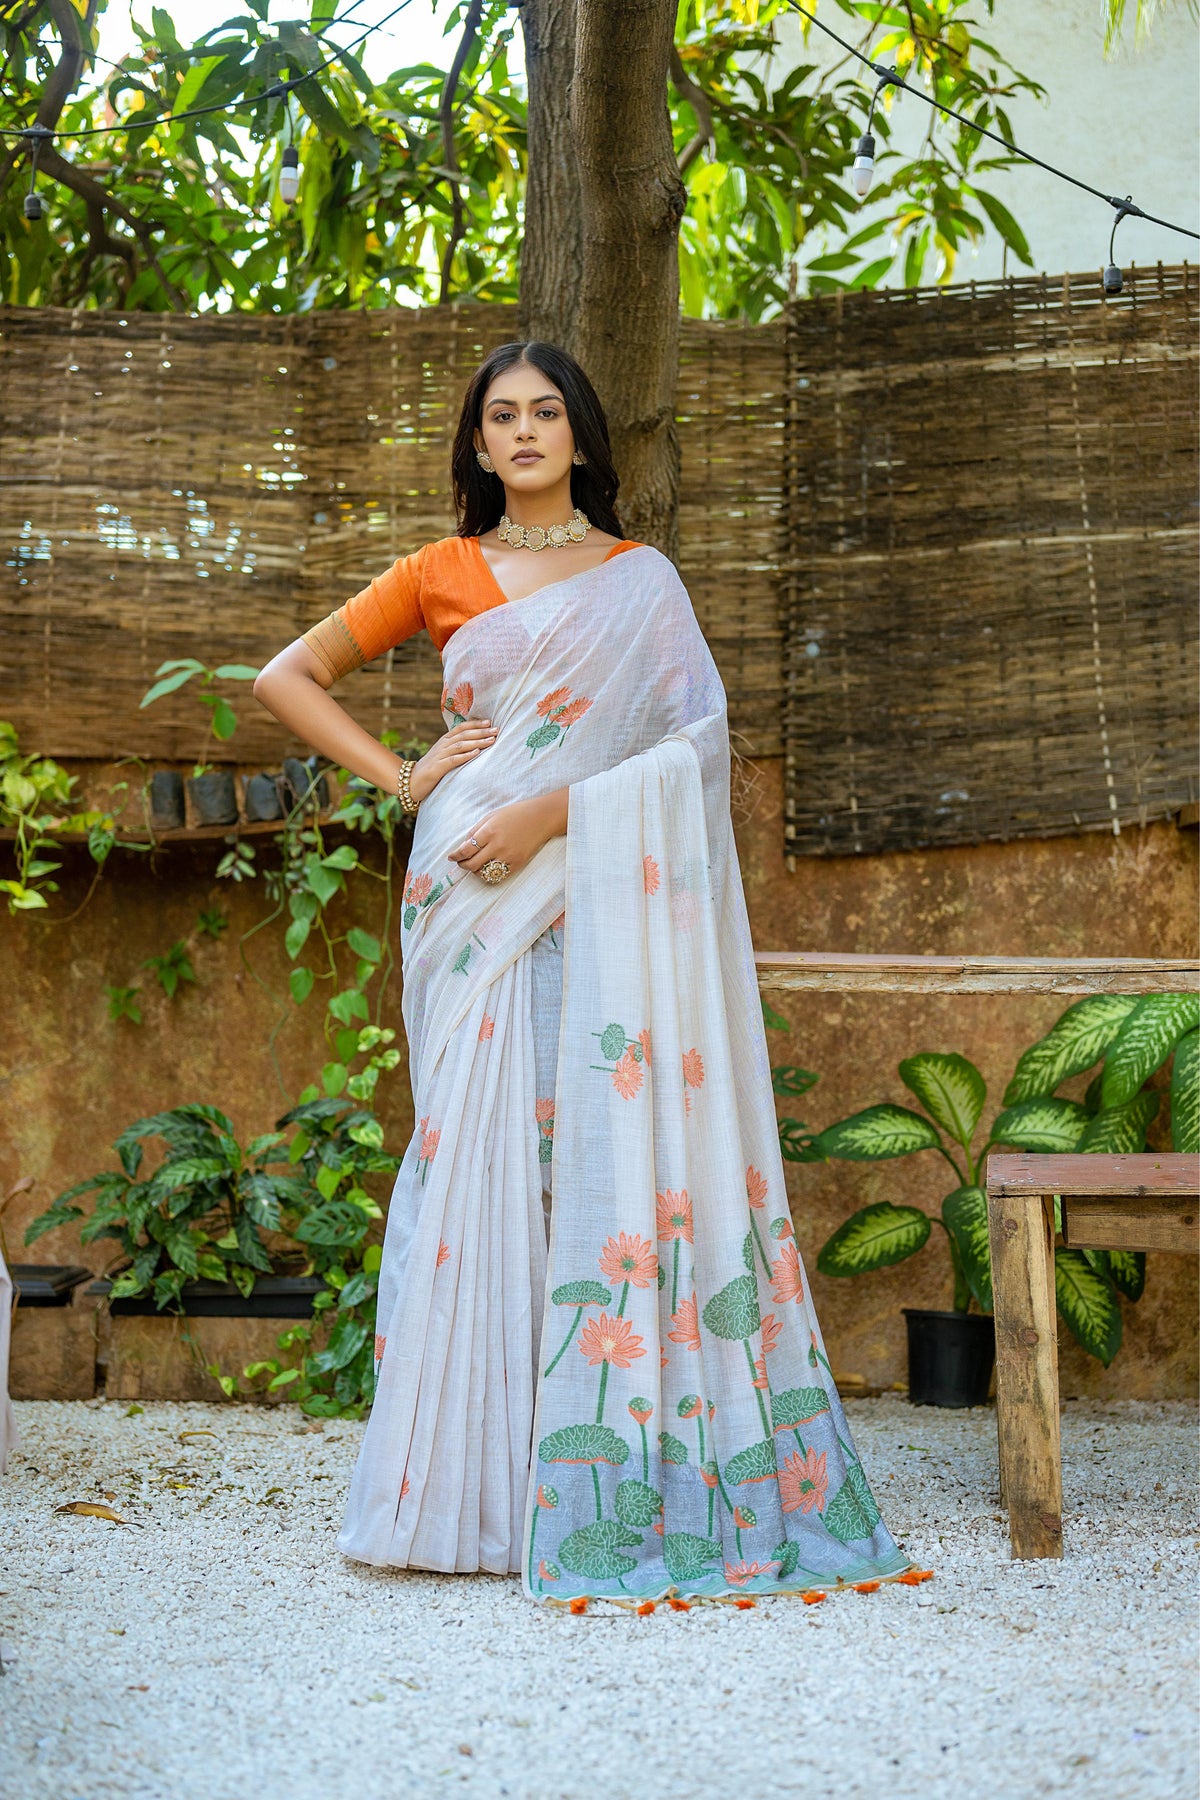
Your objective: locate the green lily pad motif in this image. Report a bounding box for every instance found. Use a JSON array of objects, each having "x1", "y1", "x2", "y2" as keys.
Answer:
[
  {"x1": 657, "y1": 1431, "x2": 689, "y2": 1465},
  {"x1": 725, "y1": 1438, "x2": 779, "y2": 1485},
  {"x1": 558, "y1": 1518, "x2": 643, "y2": 1580},
  {"x1": 773, "y1": 1540, "x2": 802, "y2": 1579},
  {"x1": 770, "y1": 1387, "x2": 831, "y2": 1432},
  {"x1": 823, "y1": 1463, "x2": 882, "y2": 1543},
  {"x1": 662, "y1": 1532, "x2": 723, "y2": 1584},
  {"x1": 550, "y1": 1281, "x2": 611, "y2": 1308},
  {"x1": 539, "y1": 1423, "x2": 630, "y2": 1467},
  {"x1": 614, "y1": 1479, "x2": 664, "y2": 1528},
  {"x1": 702, "y1": 1273, "x2": 760, "y2": 1340}
]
